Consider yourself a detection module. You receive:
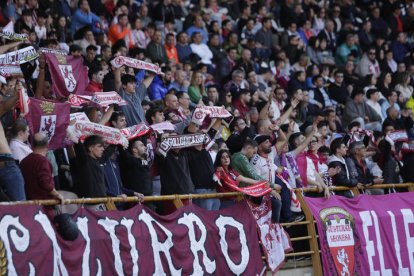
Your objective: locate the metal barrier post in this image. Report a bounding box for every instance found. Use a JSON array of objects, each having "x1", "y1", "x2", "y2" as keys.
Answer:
[
  {"x1": 295, "y1": 190, "x2": 323, "y2": 275},
  {"x1": 172, "y1": 195, "x2": 184, "y2": 209},
  {"x1": 351, "y1": 186, "x2": 360, "y2": 196},
  {"x1": 105, "y1": 199, "x2": 117, "y2": 211}
]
